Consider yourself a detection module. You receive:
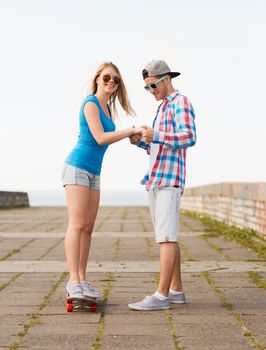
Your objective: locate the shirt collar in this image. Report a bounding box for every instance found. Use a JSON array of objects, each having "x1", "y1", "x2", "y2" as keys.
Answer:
[{"x1": 164, "y1": 90, "x2": 179, "y2": 102}]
